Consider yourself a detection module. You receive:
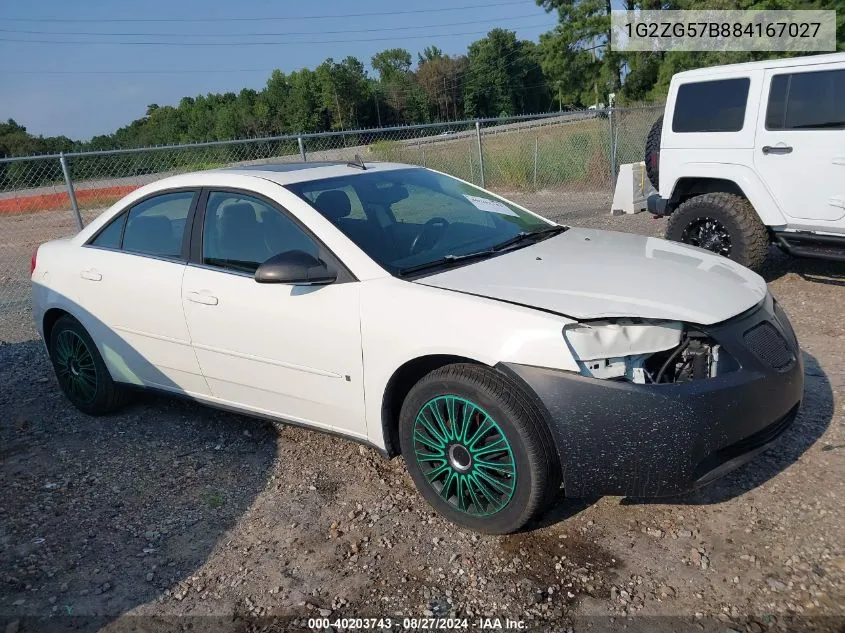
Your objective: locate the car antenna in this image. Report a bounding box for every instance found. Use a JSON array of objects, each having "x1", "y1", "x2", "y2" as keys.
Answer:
[{"x1": 346, "y1": 154, "x2": 367, "y2": 170}]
